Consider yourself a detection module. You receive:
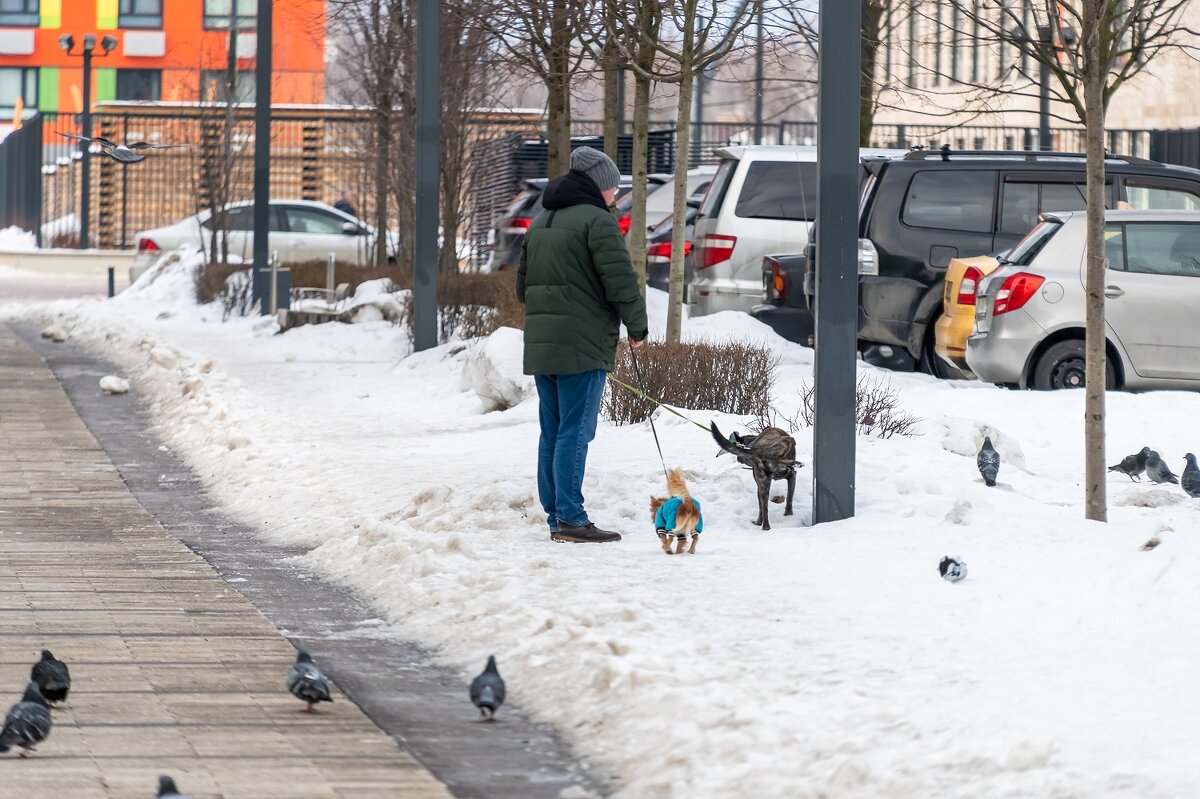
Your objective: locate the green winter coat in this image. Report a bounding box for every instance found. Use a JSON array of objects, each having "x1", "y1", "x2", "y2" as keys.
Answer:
[{"x1": 517, "y1": 171, "x2": 649, "y2": 375}]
